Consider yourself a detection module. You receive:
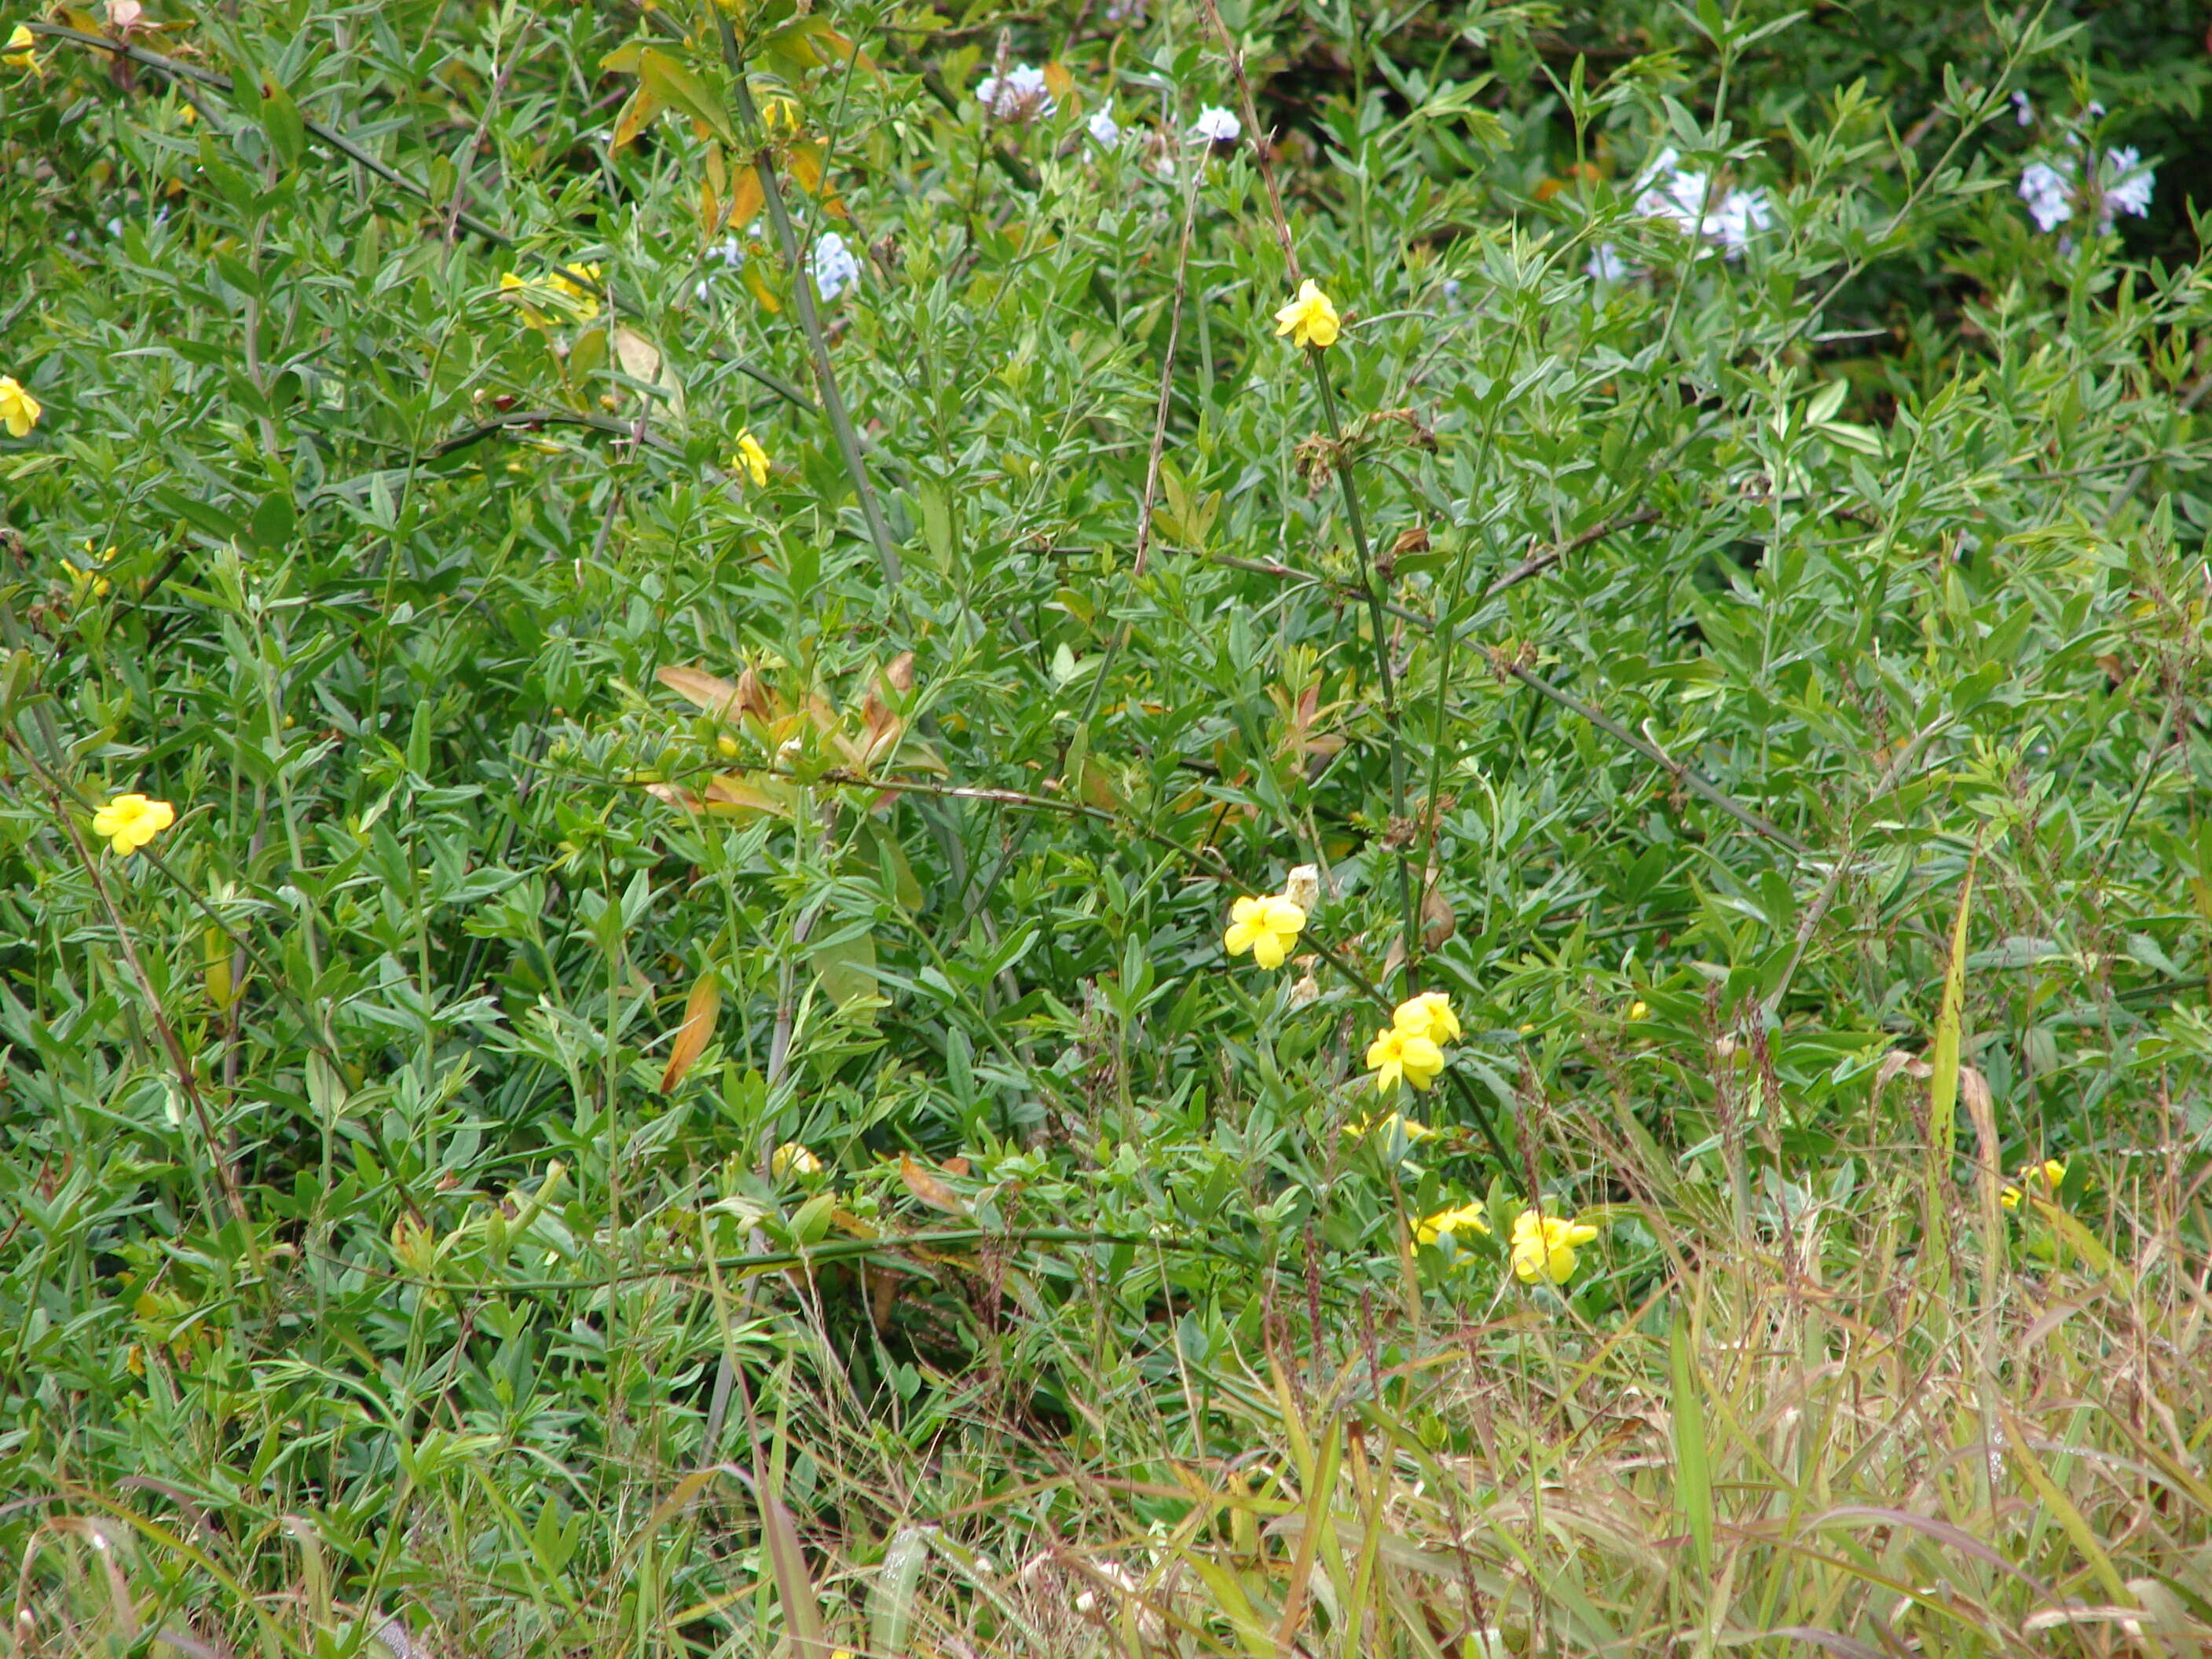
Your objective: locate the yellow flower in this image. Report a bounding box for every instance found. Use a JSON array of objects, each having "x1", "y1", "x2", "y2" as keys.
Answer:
[
  {"x1": 1273, "y1": 279, "x2": 1340, "y2": 350},
  {"x1": 1364, "y1": 1025, "x2": 1444, "y2": 1094},
  {"x1": 1346, "y1": 1110, "x2": 1432, "y2": 1142},
  {"x1": 1510, "y1": 1208, "x2": 1599, "y2": 1285},
  {"x1": 1628, "y1": 999, "x2": 1650, "y2": 1021},
  {"x1": 732, "y1": 430, "x2": 769, "y2": 487},
  {"x1": 4, "y1": 23, "x2": 40, "y2": 72},
  {"x1": 1393, "y1": 991, "x2": 1460, "y2": 1045},
  {"x1": 547, "y1": 261, "x2": 602, "y2": 317},
  {"x1": 1223, "y1": 894, "x2": 1305, "y2": 969},
  {"x1": 770, "y1": 1141, "x2": 823, "y2": 1178},
  {"x1": 1416, "y1": 1202, "x2": 1490, "y2": 1246},
  {"x1": 90, "y1": 793, "x2": 175, "y2": 856},
  {"x1": 2000, "y1": 1159, "x2": 2066, "y2": 1210},
  {"x1": 500, "y1": 262, "x2": 601, "y2": 328},
  {"x1": 0, "y1": 375, "x2": 42, "y2": 437}
]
